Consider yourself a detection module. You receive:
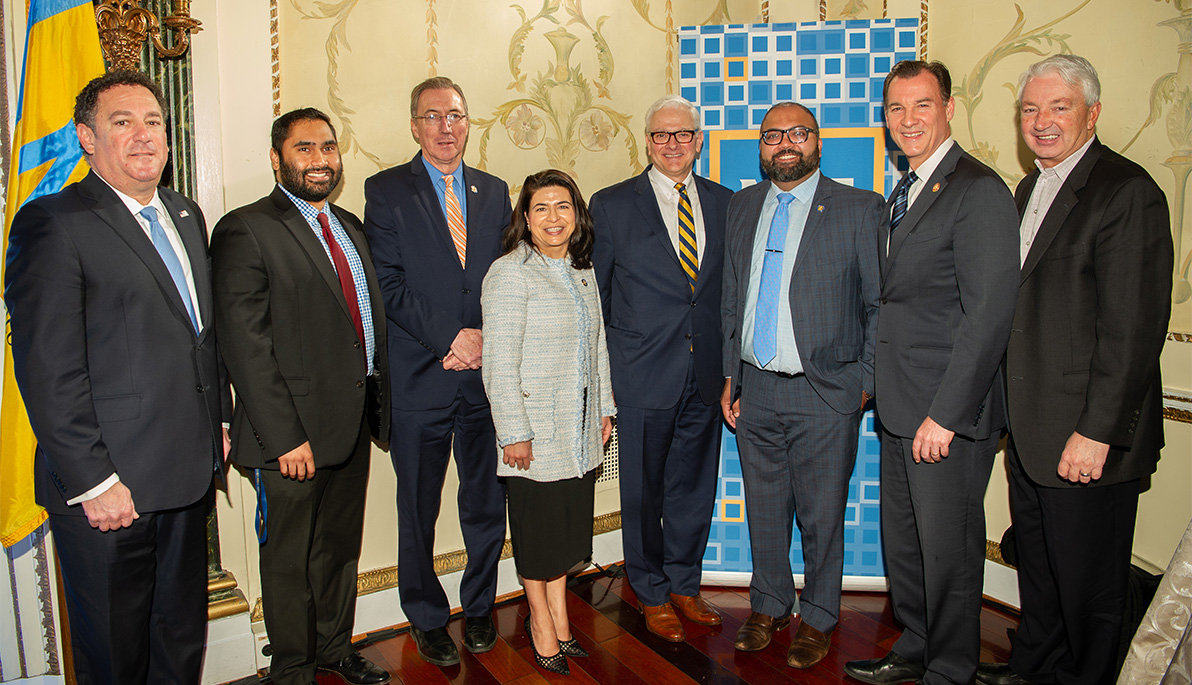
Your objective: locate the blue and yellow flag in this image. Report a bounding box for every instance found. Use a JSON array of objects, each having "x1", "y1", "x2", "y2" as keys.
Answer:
[{"x1": 1, "y1": 0, "x2": 105, "y2": 547}]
